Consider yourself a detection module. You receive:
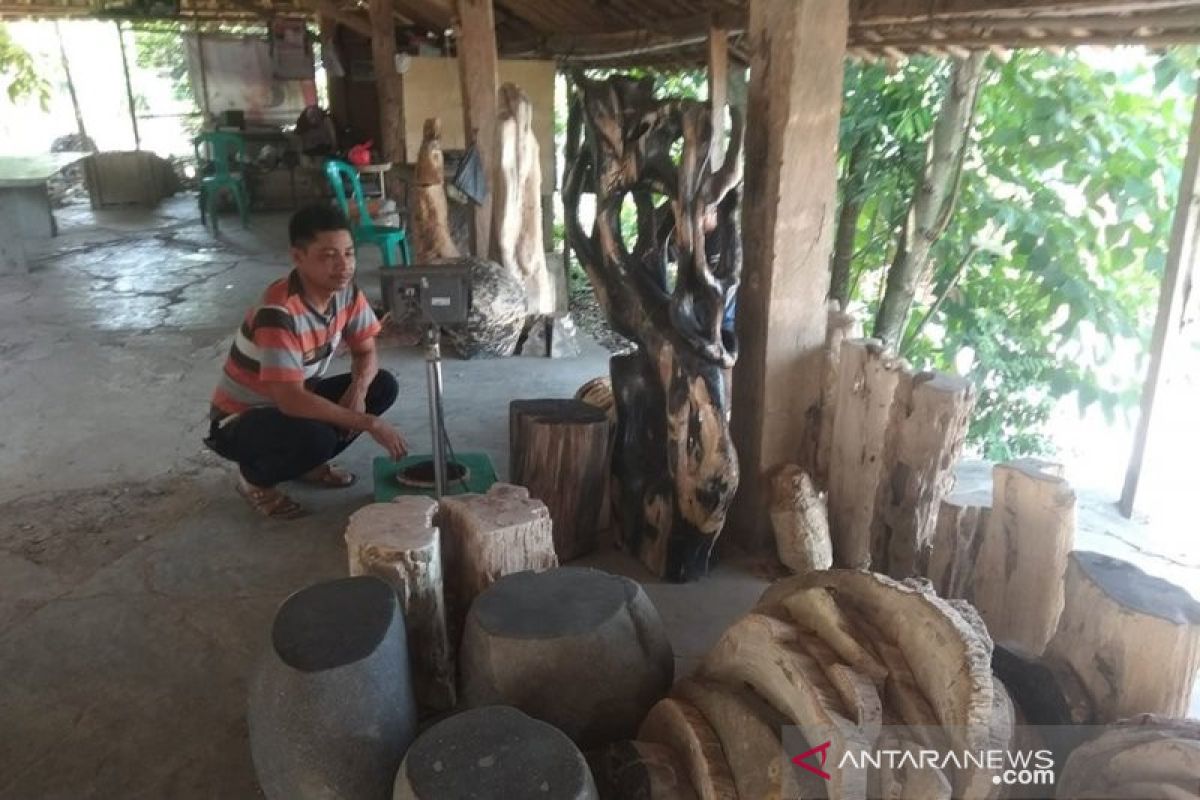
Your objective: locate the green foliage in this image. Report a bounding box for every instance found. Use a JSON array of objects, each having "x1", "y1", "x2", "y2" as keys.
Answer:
[
  {"x1": 837, "y1": 48, "x2": 1196, "y2": 457},
  {"x1": 132, "y1": 22, "x2": 196, "y2": 109},
  {"x1": 0, "y1": 23, "x2": 49, "y2": 108}
]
